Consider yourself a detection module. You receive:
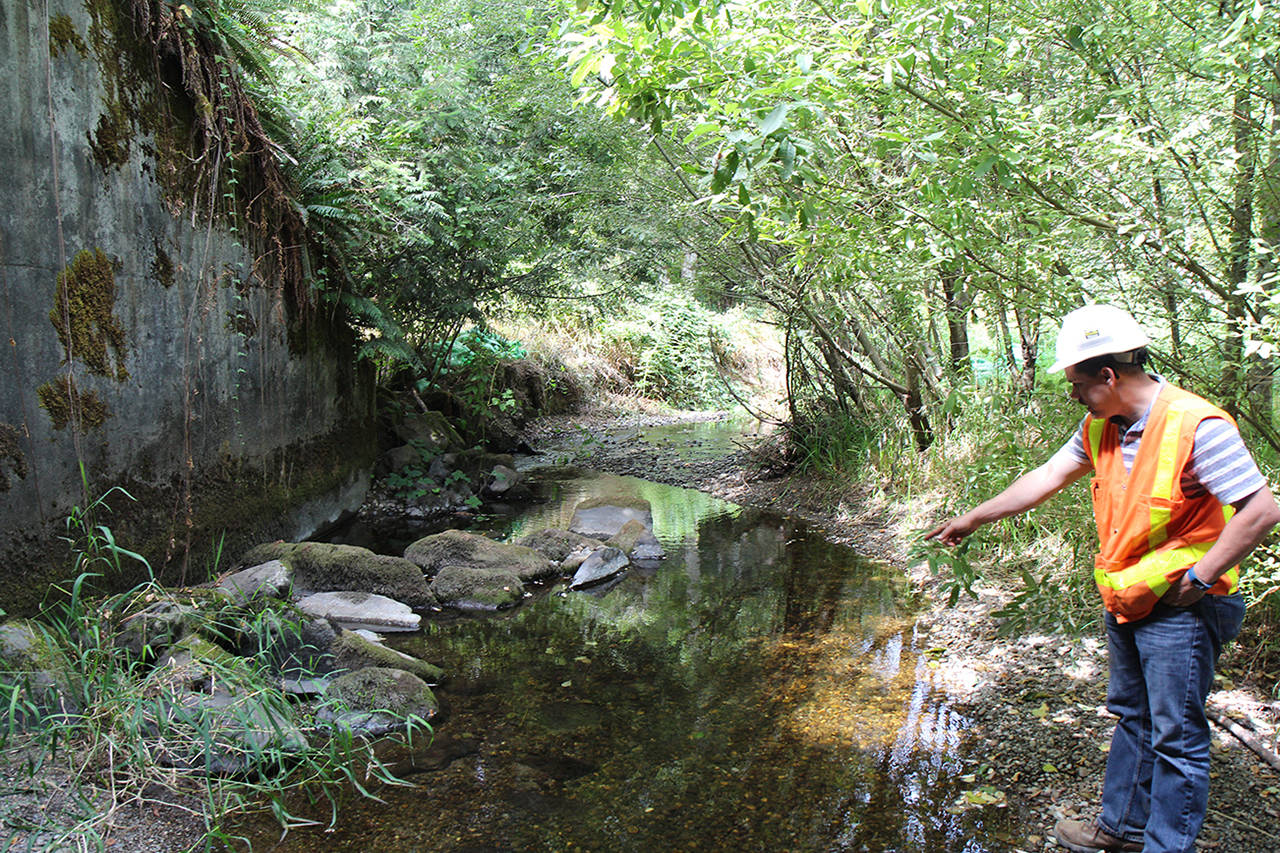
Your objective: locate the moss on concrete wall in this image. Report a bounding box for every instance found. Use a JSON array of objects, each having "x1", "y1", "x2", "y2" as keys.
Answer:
[
  {"x1": 50, "y1": 248, "x2": 129, "y2": 381},
  {"x1": 36, "y1": 376, "x2": 110, "y2": 432},
  {"x1": 48, "y1": 13, "x2": 88, "y2": 59}
]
